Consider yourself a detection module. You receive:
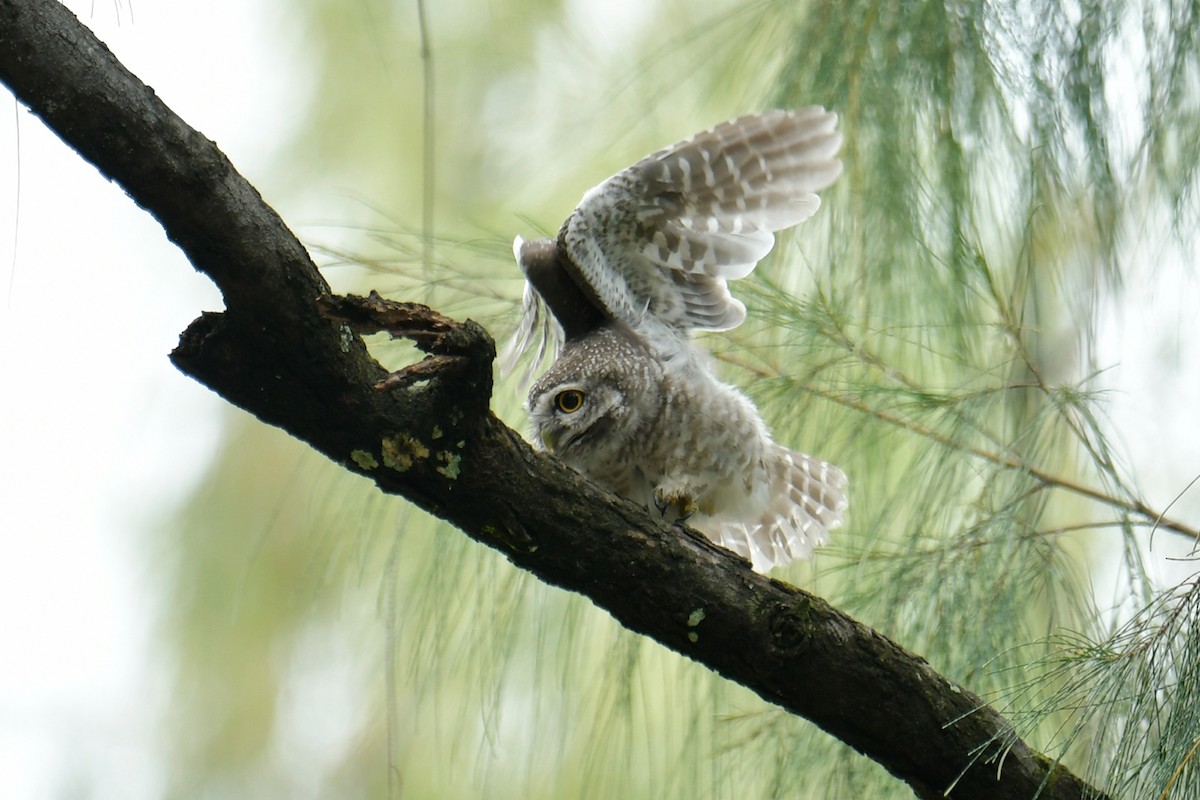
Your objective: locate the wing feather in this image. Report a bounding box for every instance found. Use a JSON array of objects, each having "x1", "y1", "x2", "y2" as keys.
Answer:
[
  {"x1": 499, "y1": 261, "x2": 563, "y2": 385},
  {"x1": 559, "y1": 107, "x2": 842, "y2": 334}
]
